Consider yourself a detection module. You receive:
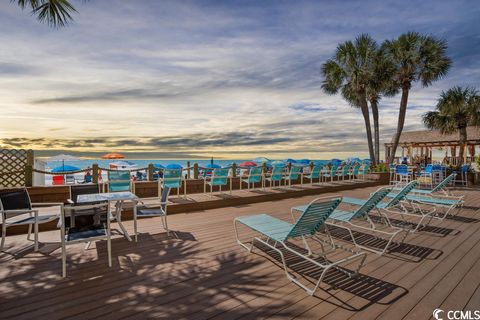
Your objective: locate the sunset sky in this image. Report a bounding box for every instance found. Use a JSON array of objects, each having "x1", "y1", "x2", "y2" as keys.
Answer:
[{"x1": 0, "y1": 0, "x2": 479, "y2": 159}]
